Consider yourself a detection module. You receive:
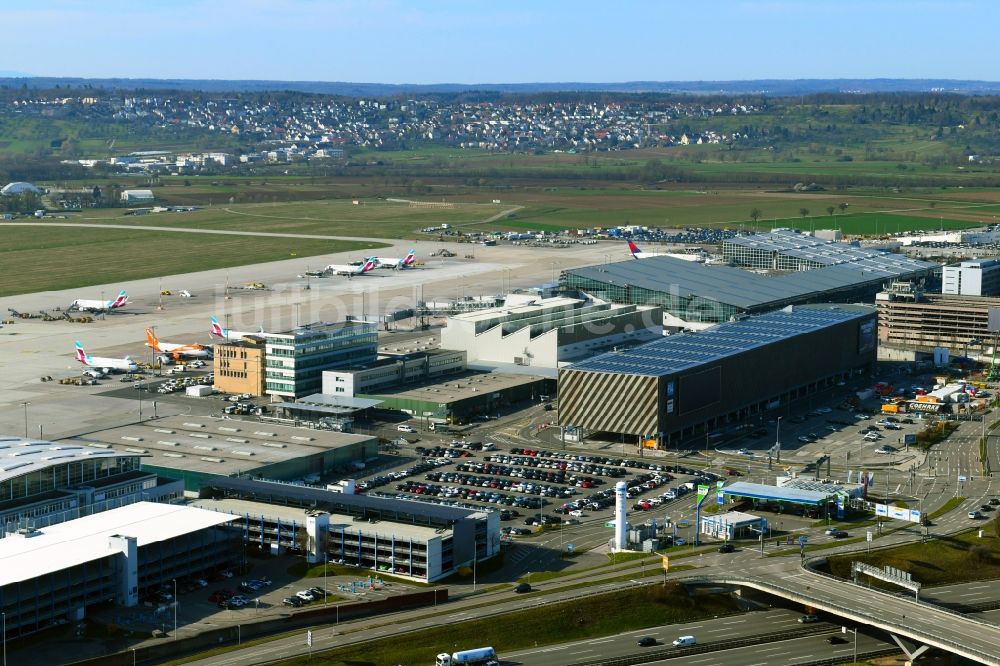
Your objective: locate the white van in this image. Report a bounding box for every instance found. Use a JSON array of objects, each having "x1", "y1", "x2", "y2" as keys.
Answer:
[{"x1": 672, "y1": 635, "x2": 696, "y2": 647}]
